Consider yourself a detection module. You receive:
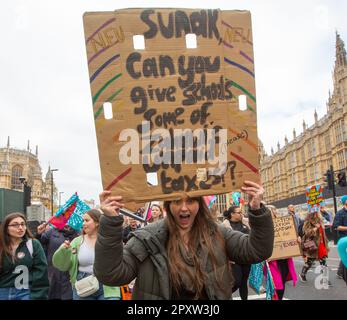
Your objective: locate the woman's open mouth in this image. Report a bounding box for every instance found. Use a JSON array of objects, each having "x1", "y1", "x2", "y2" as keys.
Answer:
[{"x1": 179, "y1": 213, "x2": 191, "y2": 225}]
